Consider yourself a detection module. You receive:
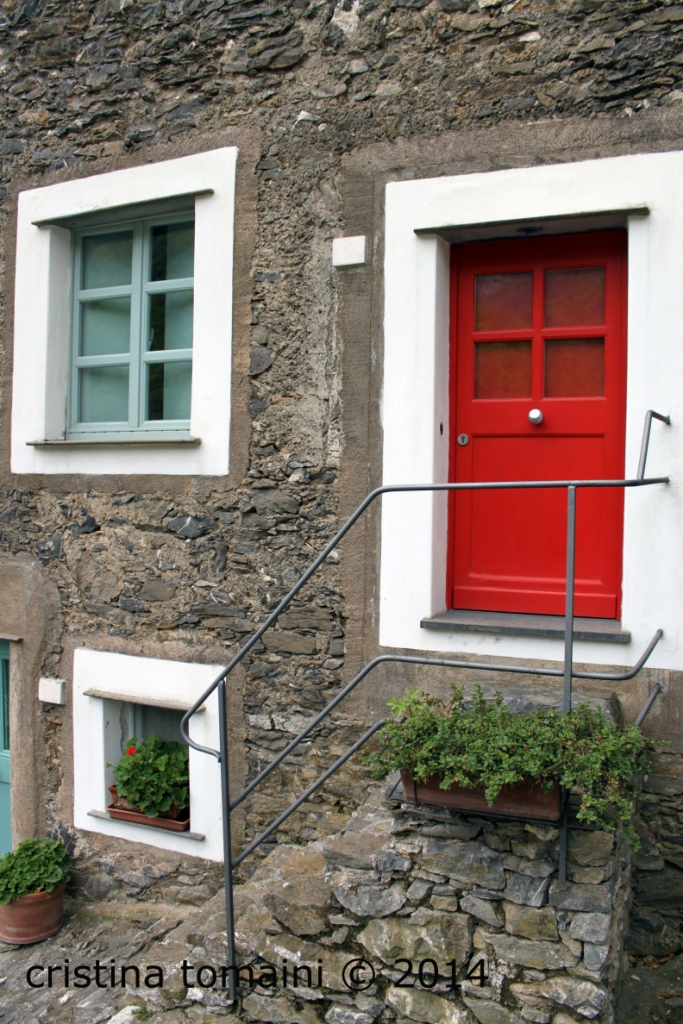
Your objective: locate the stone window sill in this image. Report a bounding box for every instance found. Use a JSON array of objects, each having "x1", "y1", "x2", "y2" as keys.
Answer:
[
  {"x1": 420, "y1": 609, "x2": 631, "y2": 644},
  {"x1": 82, "y1": 688, "x2": 205, "y2": 712},
  {"x1": 88, "y1": 808, "x2": 205, "y2": 842},
  {"x1": 27, "y1": 437, "x2": 201, "y2": 447}
]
